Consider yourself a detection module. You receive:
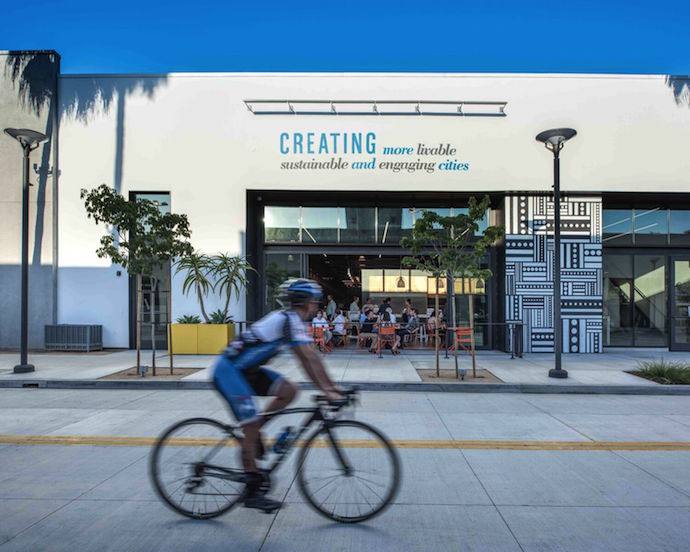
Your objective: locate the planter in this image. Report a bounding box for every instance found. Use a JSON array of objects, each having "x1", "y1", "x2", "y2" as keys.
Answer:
[{"x1": 169, "y1": 323, "x2": 235, "y2": 354}]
